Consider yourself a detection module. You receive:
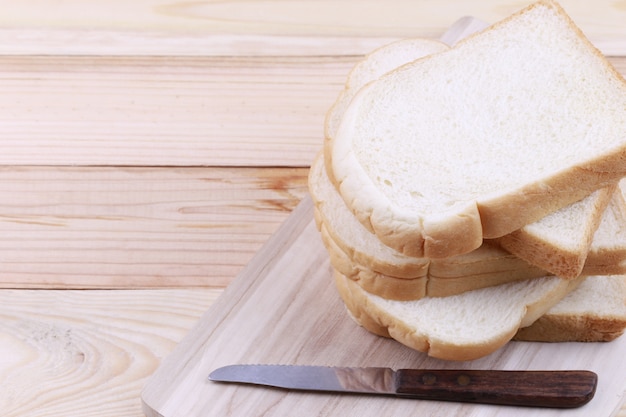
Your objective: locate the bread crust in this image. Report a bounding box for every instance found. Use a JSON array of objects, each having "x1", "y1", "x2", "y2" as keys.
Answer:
[
  {"x1": 329, "y1": 0, "x2": 626, "y2": 259},
  {"x1": 319, "y1": 221, "x2": 428, "y2": 300},
  {"x1": 310, "y1": 152, "x2": 430, "y2": 278},
  {"x1": 514, "y1": 316, "x2": 626, "y2": 342},
  {"x1": 495, "y1": 185, "x2": 615, "y2": 279},
  {"x1": 333, "y1": 270, "x2": 584, "y2": 361},
  {"x1": 320, "y1": 215, "x2": 550, "y2": 300},
  {"x1": 312, "y1": 151, "x2": 626, "y2": 300},
  {"x1": 316, "y1": 0, "x2": 626, "y2": 362},
  {"x1": 323, "y1": 38, "x2": 450, "y2": 185},
  {"x1": 515, "y1": 275, "x2": 626, "y2": 342}
]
